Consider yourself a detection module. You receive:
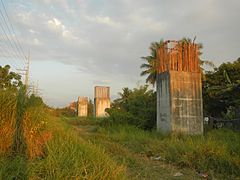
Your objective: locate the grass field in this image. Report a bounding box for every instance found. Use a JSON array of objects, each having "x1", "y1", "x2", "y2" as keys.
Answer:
[
  {"x1": 1, "y1": 103, "x2": 240, "y2": 180},
  {"x1": 0, "y1": 113, "x2": 126, "y2": 179},
  {"x1": 66, "y1": 117, "x2": 240, "y2": 180}
]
